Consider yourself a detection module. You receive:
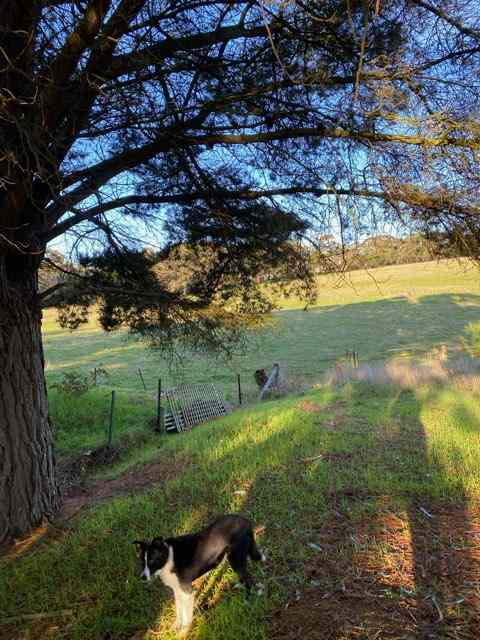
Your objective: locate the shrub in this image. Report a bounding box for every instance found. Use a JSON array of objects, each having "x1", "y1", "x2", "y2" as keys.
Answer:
[{"x1": 52, "y1": 367, "x2": 109, "y2": 395}]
